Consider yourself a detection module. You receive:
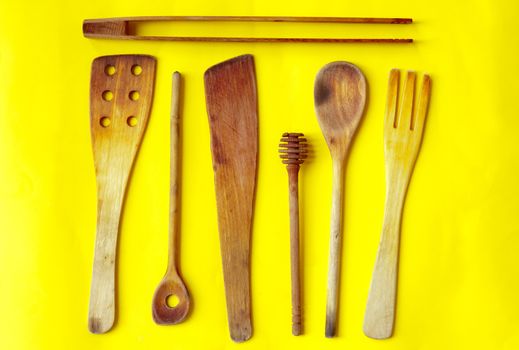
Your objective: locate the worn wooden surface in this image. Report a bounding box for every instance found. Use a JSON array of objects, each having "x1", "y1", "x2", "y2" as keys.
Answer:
[
  {"x1": 82, "y1": 16, "x2": 412, "y2": 43},
  {"x1": 204, "y1": 55, "x2": 258, "y2": 342},
  {"x1": 314, "y1": 62, "x2": 366, "y2": 337},
  {"x1": 363, "y1": 70, "x2": 431, "y2": 339},
  {"x1": 279, "y1": 133, "x2": 308, "y2": 336},
  {"x1": 88, "y1": 55, "x2": 156, "y2": 334},
  {"x1": 152, "y1": 72, "x2": 190, "y2": 325}
]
